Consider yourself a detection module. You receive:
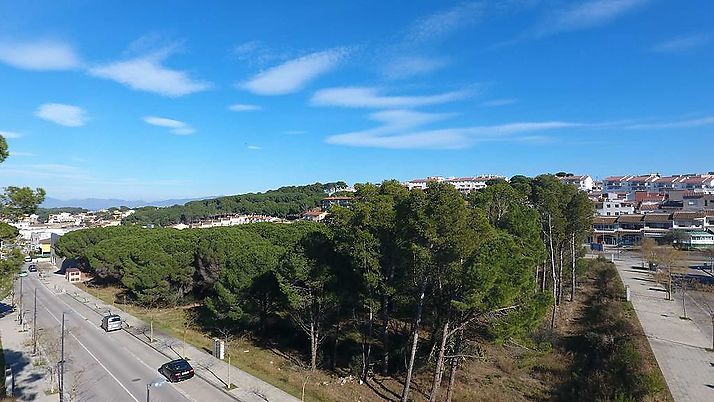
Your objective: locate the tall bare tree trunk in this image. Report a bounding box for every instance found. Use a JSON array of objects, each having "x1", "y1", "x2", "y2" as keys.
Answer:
[
  {"x1": 310, "y1": 319, "x2": 318, "y2": 371},
  {"x1": 382, "y1": 294, "x2": 391, "y2": 375},
  {"x1": 445, "y1": 328, "x2": 463, "y2": 402},
  {"x1": 332, "y1": 319, "x2": 341, "y2": 370},
  {"x1": 428, "y1": 321, "x2": 450, "y2": 402},
  {"x1": 361, "y1": 304, "x2": 374, "y2": 381},
  {"x1": 570, "y1": 232, "x2": 576, "y2": 301},
  {"x1": 548, "y1": 215, "x2": 558, "y2": 329},
  {"x1": 557, "y1": 246, "x2": 564, "y2": 305},
  {"x1": 401, "y1": 281, "x2": 426, "y2": 402}
]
